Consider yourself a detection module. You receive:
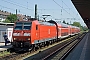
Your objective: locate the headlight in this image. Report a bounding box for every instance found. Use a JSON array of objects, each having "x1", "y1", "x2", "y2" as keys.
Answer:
[
  {"x1": 14, "y1": 38, "x2": 16, "y2": 40},
  {"x1": 27, "y1": 38, "x2": 30, "y2": 40},
  {"x1": 24, "y1": 33, "x2": 30, "y2": 36}
]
